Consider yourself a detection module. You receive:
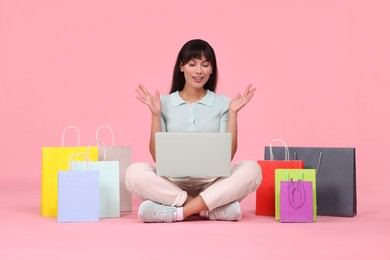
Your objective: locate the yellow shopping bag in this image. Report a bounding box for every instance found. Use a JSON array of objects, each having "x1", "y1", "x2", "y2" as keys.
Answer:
[{"x1": 41, "y1": 126, "x2": 98, "y2": 217}]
